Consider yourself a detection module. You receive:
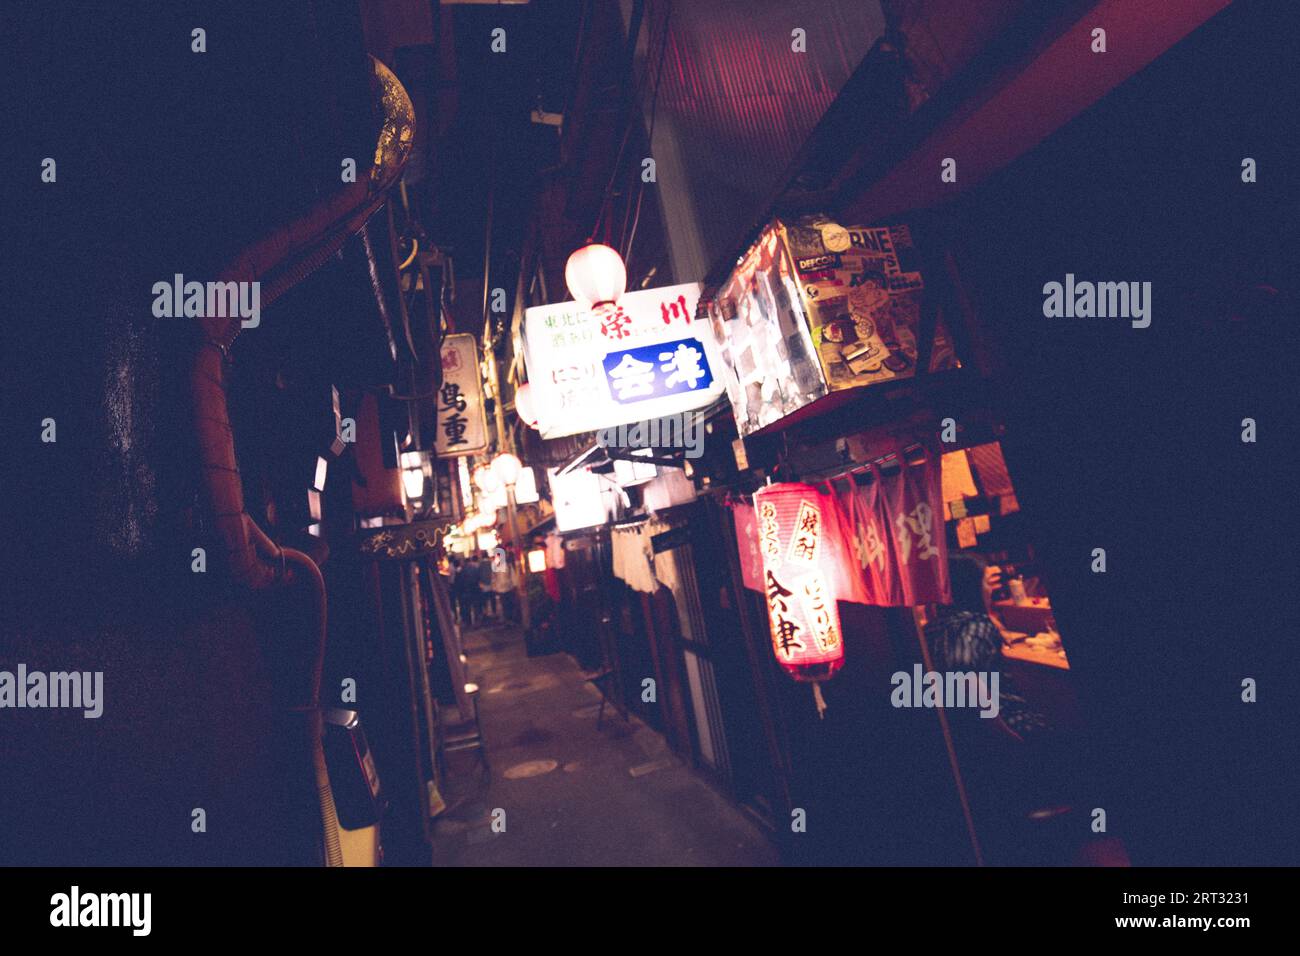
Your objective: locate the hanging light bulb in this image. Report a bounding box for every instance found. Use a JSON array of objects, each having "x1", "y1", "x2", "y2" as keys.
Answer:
[
  {"x1": 402, "y1": 466, "x2": 425, "y2": 501},
  {"x1": 564, "y1": 242, "x2": 626, "y2": 312},
  {"x1": 514, "y1": 382, "x2": 539, "y2": 429},
  {"x1": 401, "y1": 450, "x2": 426, "y2": 501}
]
